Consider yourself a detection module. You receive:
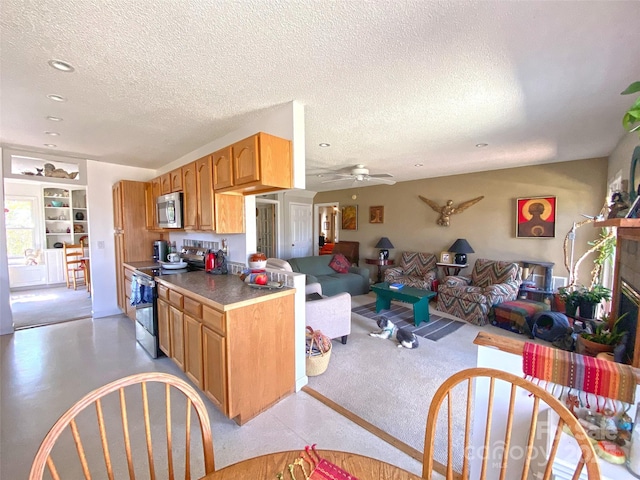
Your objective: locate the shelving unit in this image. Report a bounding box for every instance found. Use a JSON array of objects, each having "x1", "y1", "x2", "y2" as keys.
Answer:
[{"x1": 43, "y1": 187, "x2": 89, "y2": 249}]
